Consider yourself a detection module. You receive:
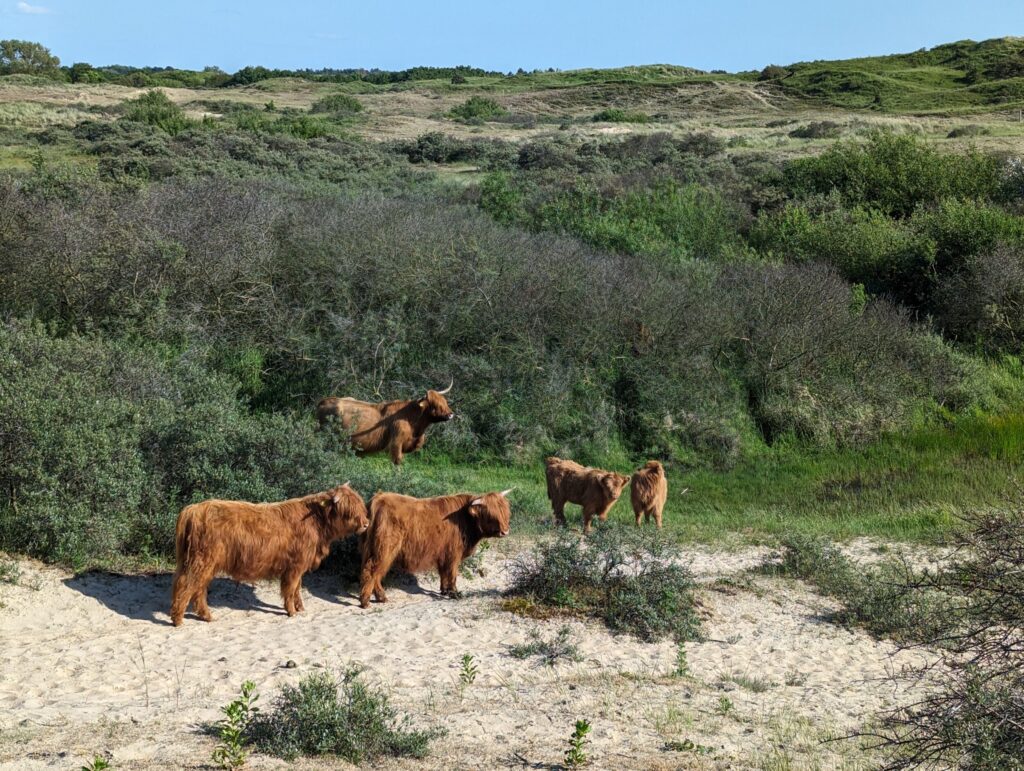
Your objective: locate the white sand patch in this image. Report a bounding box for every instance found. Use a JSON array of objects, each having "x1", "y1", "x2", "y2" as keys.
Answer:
[{"x1": 0, "y1": 544, "x2": 933, "y2": 769}]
